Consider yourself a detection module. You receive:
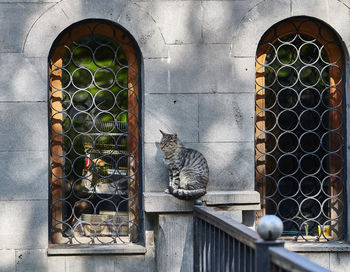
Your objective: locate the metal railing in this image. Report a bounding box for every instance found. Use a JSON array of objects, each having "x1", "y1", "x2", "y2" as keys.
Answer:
[
  {"x1": 269, "y1": 247, "x2": 329, "y2": 272},
  {"x1": 193, "y1": 202, "x2": 330, "y2": 272}
]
